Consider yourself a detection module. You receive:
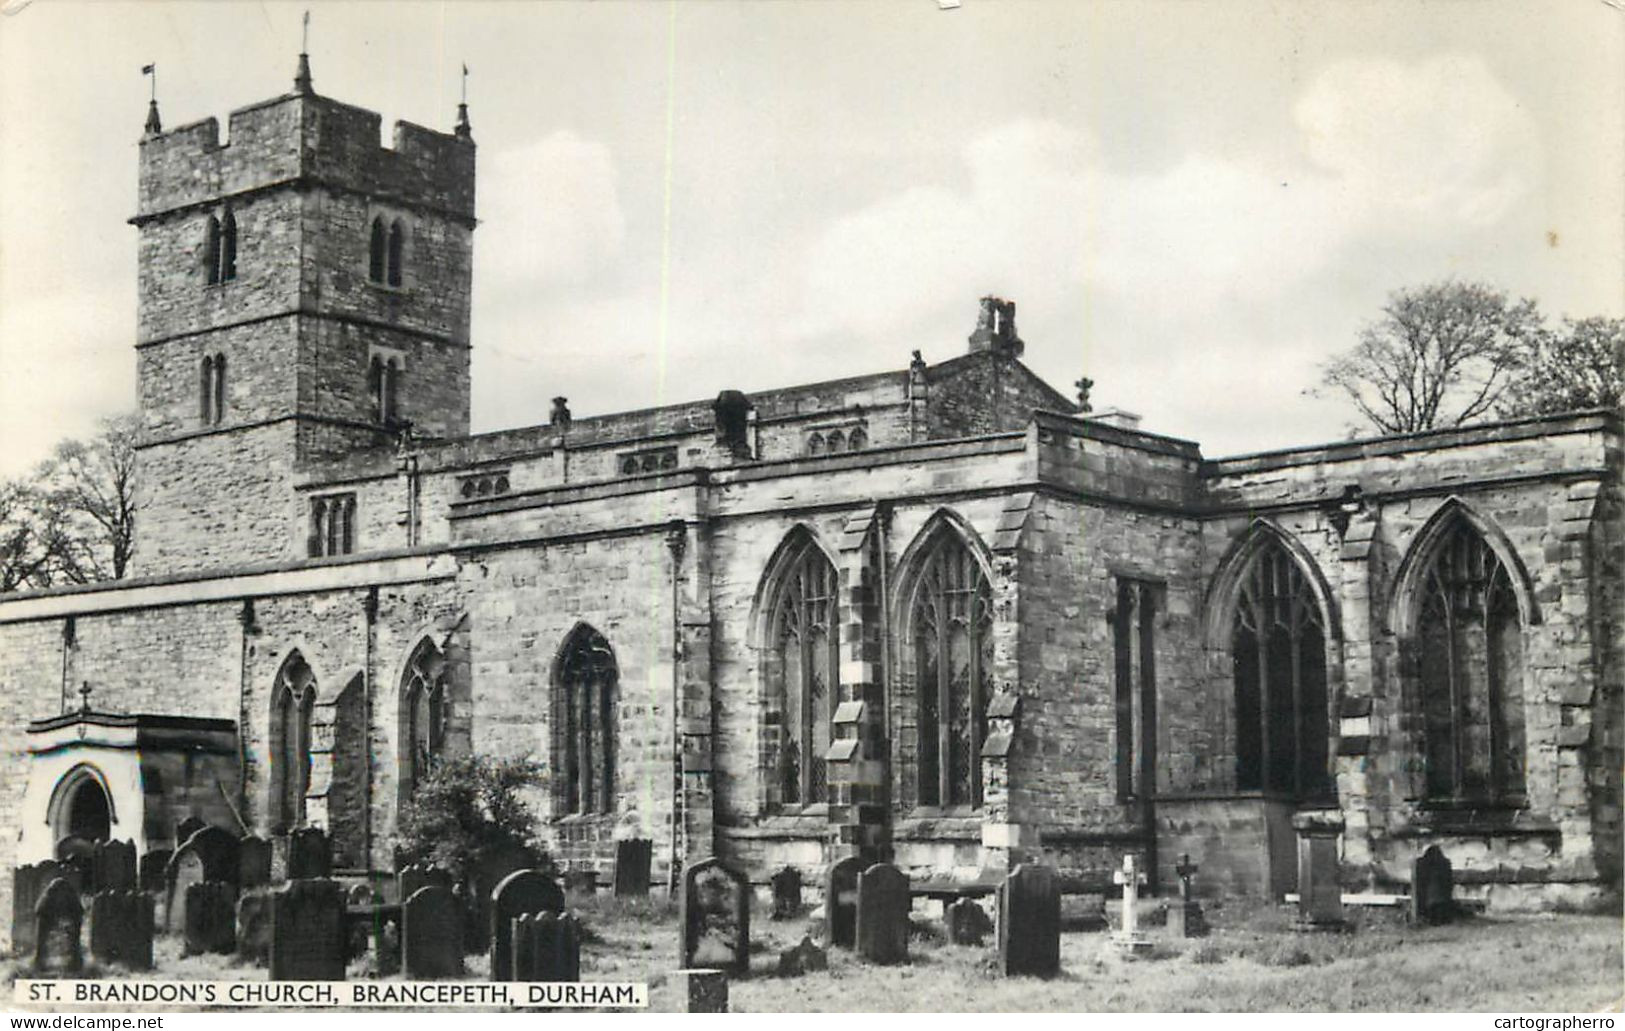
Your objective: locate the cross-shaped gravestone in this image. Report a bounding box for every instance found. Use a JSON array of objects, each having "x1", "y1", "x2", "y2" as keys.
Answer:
[
  {"x1": 1168, "y1": 853, "x2": 1208, "y2": 938},
  {"x1": 1112, "y1": 854, "x2": 1152, "y2": 953}
]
